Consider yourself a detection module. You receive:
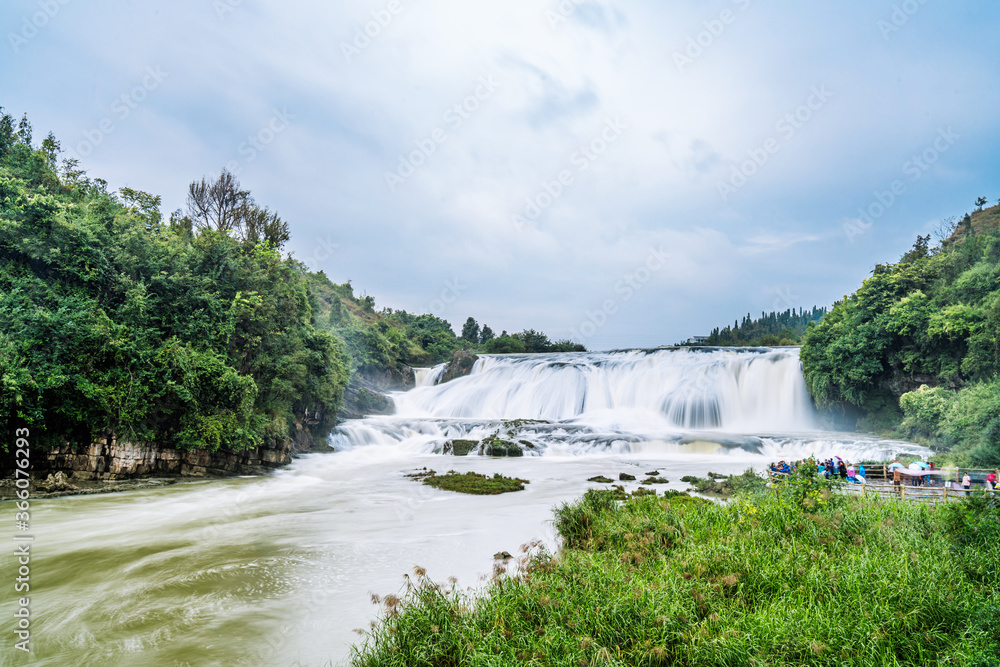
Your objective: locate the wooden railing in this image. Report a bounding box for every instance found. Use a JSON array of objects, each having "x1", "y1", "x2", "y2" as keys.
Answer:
[
  {"x1": 838, "y1": 482, "x2": 996, "y2": 504},
  {"x1": 767, "y1": 470, "x2": 997, "y2": 504},
  {"x1": 854, "y1": 463, "x2": 999, "y2": 484}
]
